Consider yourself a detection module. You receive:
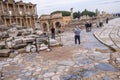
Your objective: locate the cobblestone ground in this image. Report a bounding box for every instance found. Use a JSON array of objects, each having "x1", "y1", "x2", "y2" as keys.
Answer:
[{"x1": 0, "y1": 20, "x2": 120, "y2": 80}]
